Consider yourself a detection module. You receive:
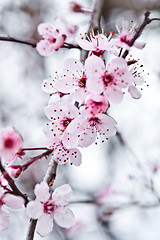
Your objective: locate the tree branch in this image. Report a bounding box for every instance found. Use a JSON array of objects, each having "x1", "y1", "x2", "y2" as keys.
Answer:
[
  {"x1": 22, "y1": 149, "x2": 53, "y2": 171},
  {"x1": 0, "y1": 160, "x2": 28, "y2": 205}
]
